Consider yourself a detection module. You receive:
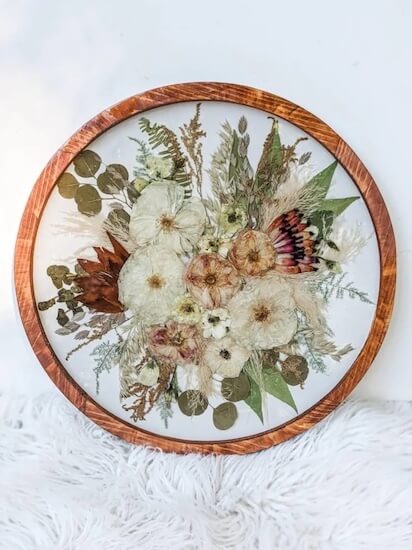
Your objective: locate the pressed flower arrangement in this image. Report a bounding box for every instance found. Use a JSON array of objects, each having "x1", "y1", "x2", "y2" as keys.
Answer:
[
  {"x1": 35, "y1": 104, "x2": 374, "y2": 430},
  {"x1": 16, "y1": 84, "x2": 395, "y2": 452}
]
